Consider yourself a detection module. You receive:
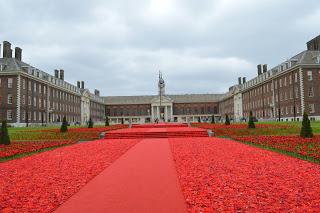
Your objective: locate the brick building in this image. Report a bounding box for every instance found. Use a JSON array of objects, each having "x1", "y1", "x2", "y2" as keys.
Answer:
[
  {"x1": 1, "y1": 35, "x2": 320, "y2": 126},
  {"x1": 0, "y1": 41, "x2": 104, "y2": 126}
]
